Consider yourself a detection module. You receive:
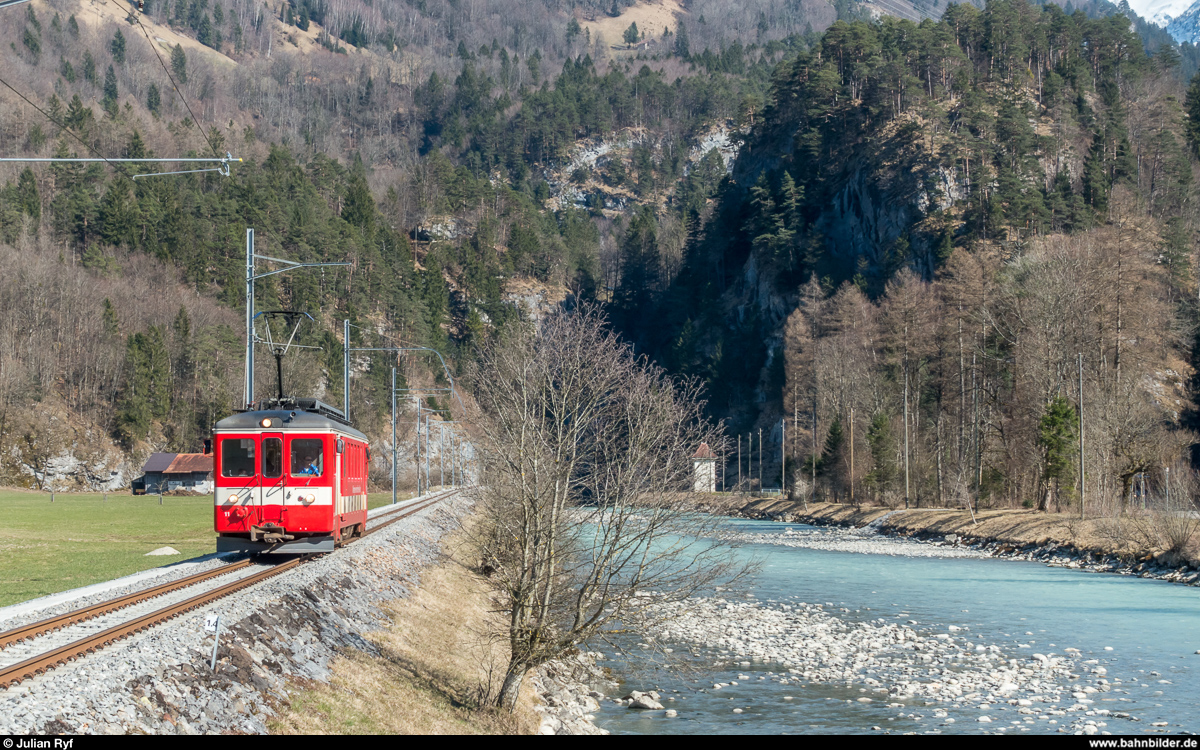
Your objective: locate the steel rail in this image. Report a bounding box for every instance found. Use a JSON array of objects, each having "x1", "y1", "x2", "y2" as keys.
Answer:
[
  {"x1": 0, "y1": 560, "x2": 253, "y2": 651},
  {"x1": 0, "y1": 489, "x2": 459, "y2": 688},
  {"x1": 363, "y1": 490, "x2": 460, "y2": 537},
  {"x1": 0, "y1": 558, "x2": 301, "y2": 688}
]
